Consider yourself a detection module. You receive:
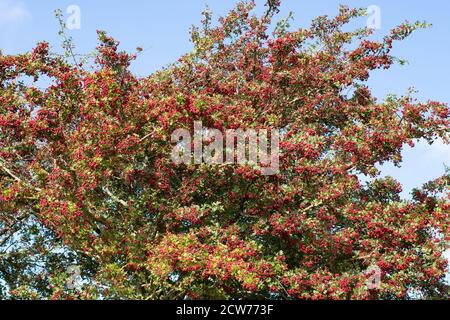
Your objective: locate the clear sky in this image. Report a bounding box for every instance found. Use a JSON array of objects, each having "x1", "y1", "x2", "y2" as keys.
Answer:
[{"x1": 0, "y1": 0, "x2": 449, "y2": 281}]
